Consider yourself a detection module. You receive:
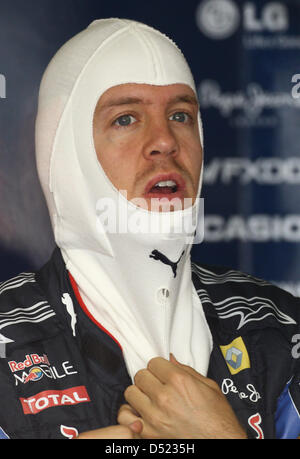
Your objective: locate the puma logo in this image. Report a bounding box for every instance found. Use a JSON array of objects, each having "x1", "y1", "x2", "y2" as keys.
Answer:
[{"x1": 149, "y1": 250, "x2": 185, "y2": 278}]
